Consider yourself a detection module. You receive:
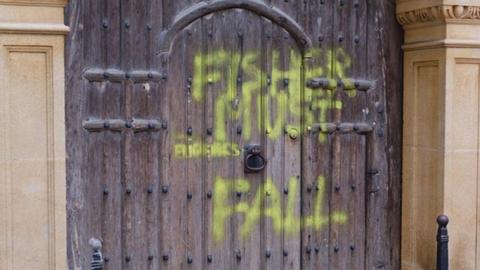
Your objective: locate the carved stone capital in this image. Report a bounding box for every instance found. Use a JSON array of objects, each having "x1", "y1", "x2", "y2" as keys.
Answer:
[
  {"x1": 397, "y1": 4, "x2": 480, "y2": 27},
  {"x1": 396, "y1": 0, "x2": 480, "y2": 49}
]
